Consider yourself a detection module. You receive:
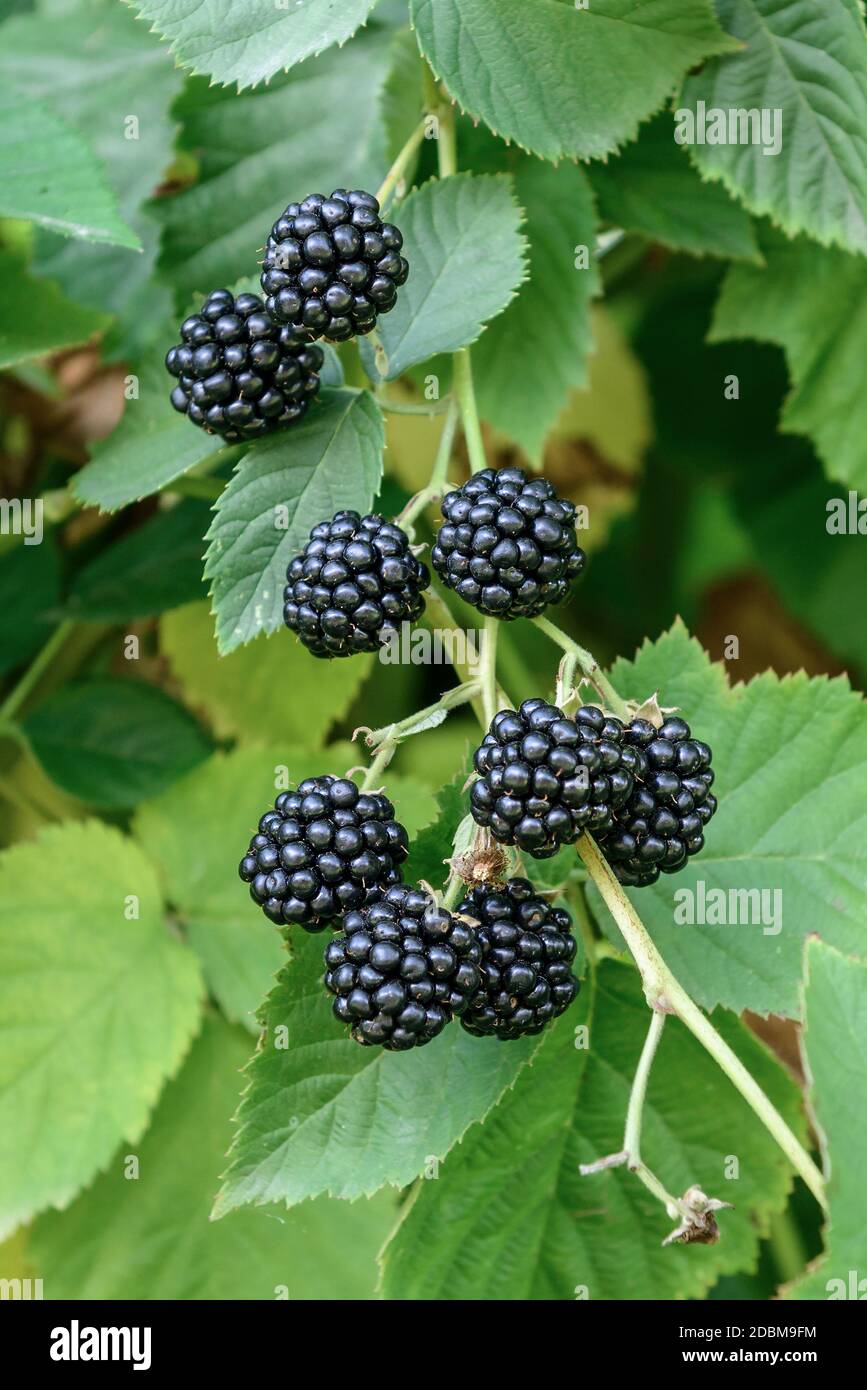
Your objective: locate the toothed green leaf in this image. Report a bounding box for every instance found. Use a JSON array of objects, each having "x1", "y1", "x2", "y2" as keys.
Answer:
[
  {"x1": 409, "y1": 0, "x2": 735, "y2": 162},
  {"x1": 0, "y1": 821, "x2": 203, "y2": 1238},
  {"x1": 681, "y1": 0, "x2": 867, "y2": 255},
  {"x1": 127, "y1": 0, "x2": 382, "y2": 90},
  {"x1": 204, "y1": 388, "x2": 384, "y2": 653}
]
